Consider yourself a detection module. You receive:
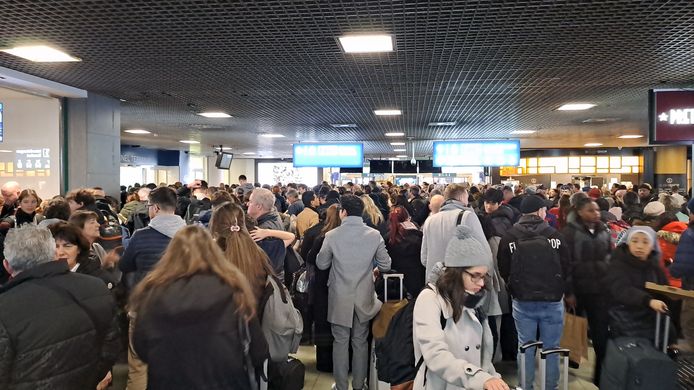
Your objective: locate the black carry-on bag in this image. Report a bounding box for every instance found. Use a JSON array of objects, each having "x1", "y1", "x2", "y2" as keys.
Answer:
[
  {"x1": 519, "y1": 340, "x2": 570, "y2": 390},
  {"x1": 600, "y1": 311, "x2": 677, "y2": 390}
]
